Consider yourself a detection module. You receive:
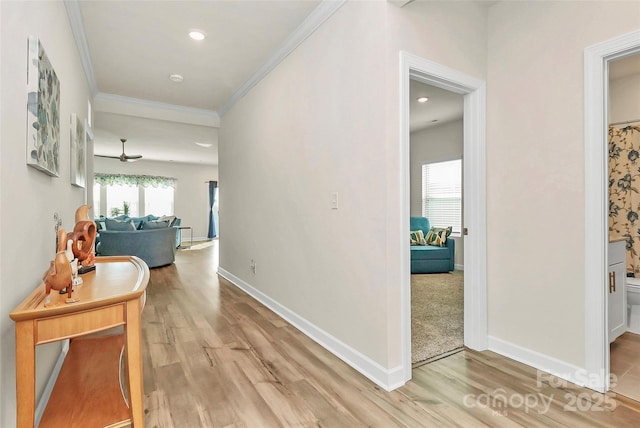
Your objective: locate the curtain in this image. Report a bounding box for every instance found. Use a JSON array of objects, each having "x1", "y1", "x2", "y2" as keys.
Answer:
[
  {"x1": 609, "y1": 125, "x2": 640, "y2": 275},
  {"x1": 208, "y1": 181, "x2": 217, "y2": 239},
  {"x1": 94, "y1": 173, "x2": 176, "y2": 188}
]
